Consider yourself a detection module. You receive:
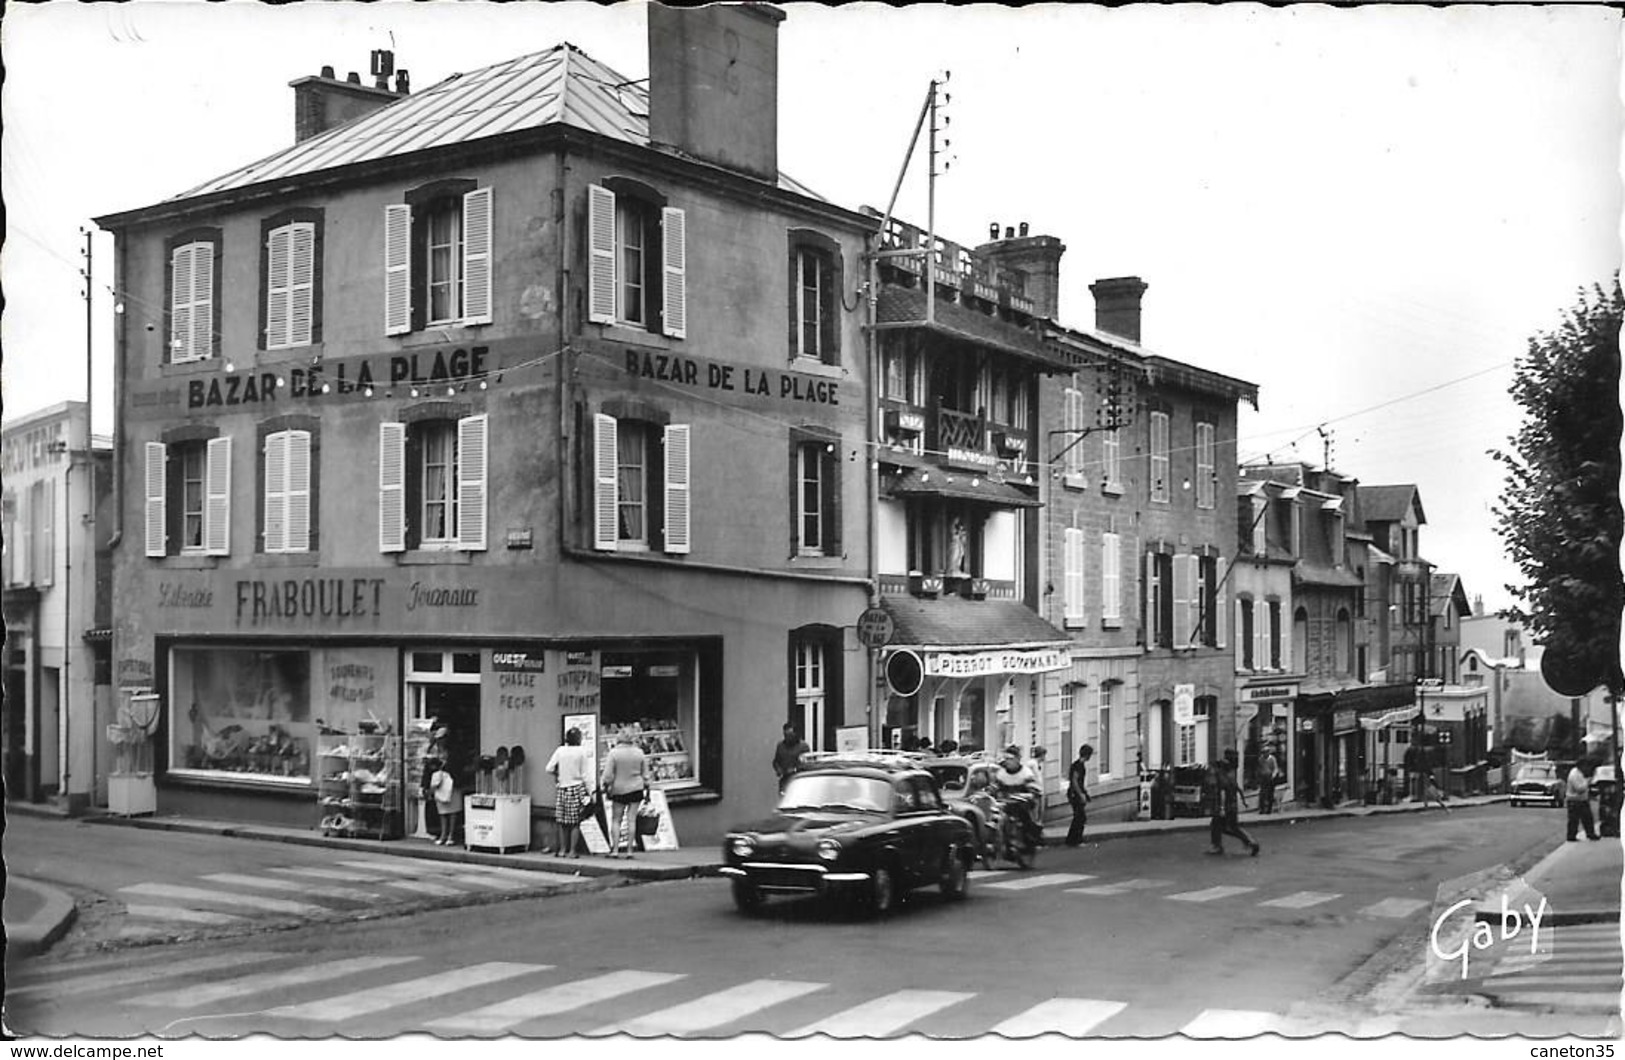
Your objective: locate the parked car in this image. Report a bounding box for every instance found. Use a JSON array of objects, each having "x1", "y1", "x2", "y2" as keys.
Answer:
[
  {"x1": 1509, "y1": 761, "x2": 1565, "y2": 808},
  {"x1": 719, "y1": 751, "x2": 976, "y2": 916}
]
